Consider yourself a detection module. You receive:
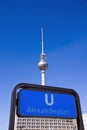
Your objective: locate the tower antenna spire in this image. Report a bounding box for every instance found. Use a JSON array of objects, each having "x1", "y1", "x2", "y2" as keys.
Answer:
[
  {"x1": 41, "y1": 28, "x2": 44, "y2": 54},
  {"x1": 38, "y1": 28, "x2": 48, "y2": 85}
]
